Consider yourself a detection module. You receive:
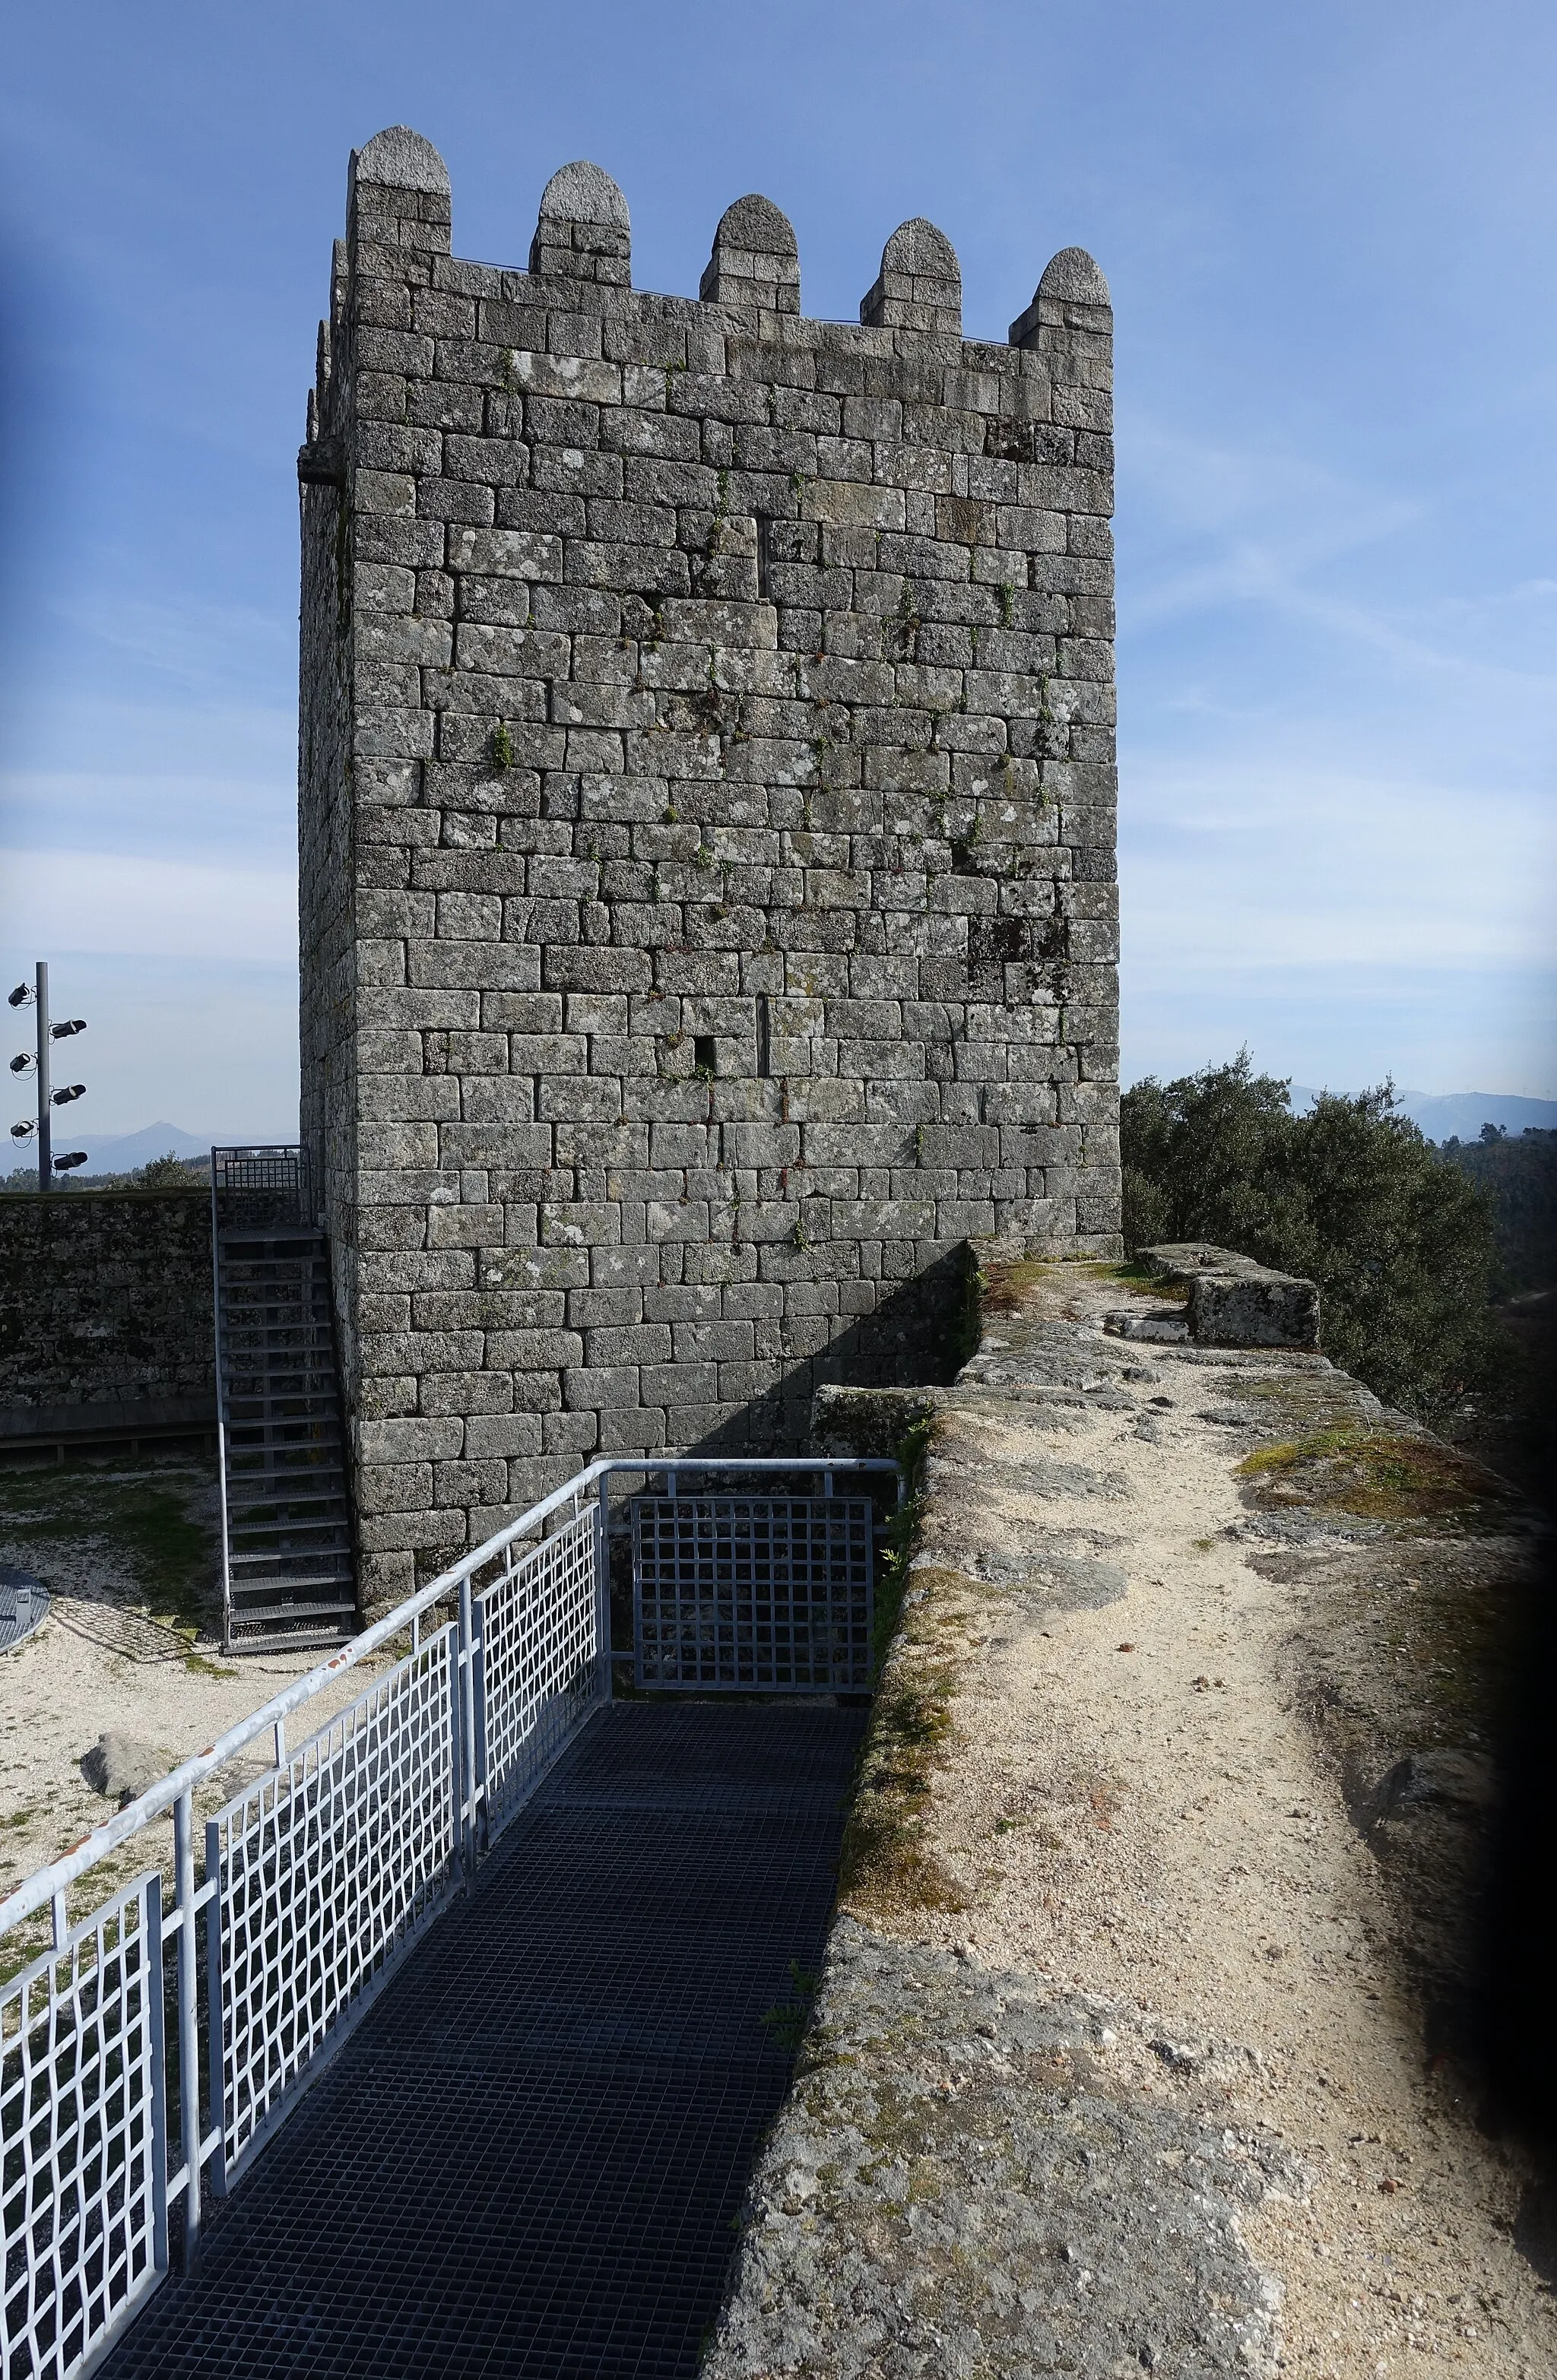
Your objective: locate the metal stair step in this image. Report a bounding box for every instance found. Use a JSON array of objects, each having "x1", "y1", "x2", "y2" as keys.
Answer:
[
  {"x1": 225, "y1": 1624, "x2": 355, "y2": 1653},
  {"x1": 227, "y1": 1595, "x2": 356, "y2": 1618},
  {"x1": 228, "y1": 1564, "x2": 354, "y2": 1589},
  {"x1": 227, "y1": 1455, "x2": 344, "y2": 1472},
  {"x1": 229, "y1": 1521, "x2": 350, "y2": 1544}
]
